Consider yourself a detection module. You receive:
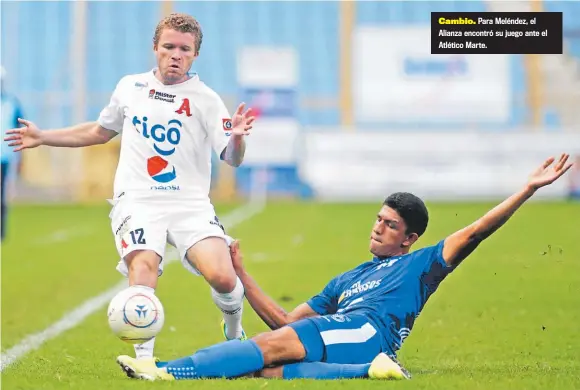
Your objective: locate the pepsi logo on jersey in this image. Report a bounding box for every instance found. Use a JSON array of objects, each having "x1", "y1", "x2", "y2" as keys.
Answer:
[
  {"x1": 147, "y1": 156, "x2": 176, "y2": 184},
  {"x1": 132, "y1": 116, "x2": 182, "y2": 156}
]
